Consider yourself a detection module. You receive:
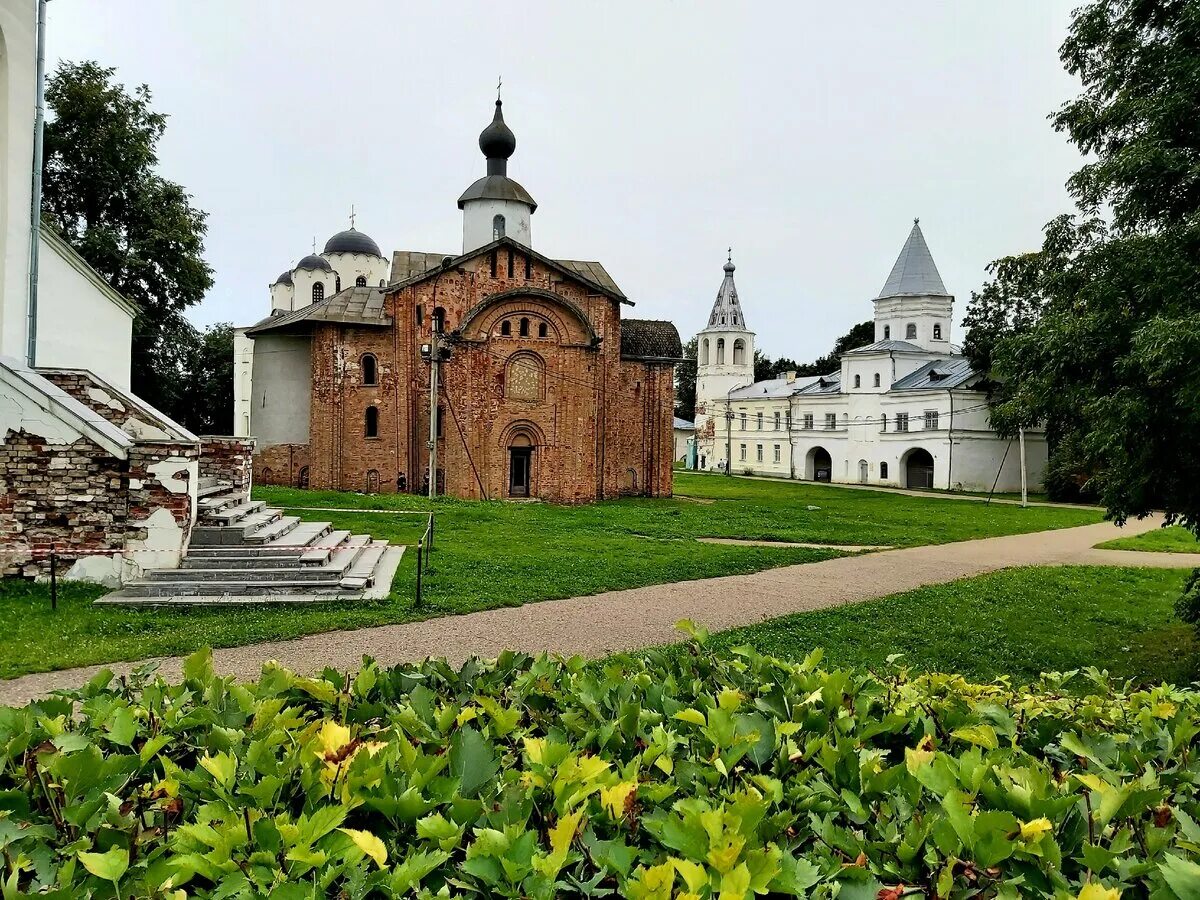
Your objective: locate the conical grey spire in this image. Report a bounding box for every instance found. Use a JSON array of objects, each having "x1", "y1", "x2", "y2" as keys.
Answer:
[
  {"x1": 876, "y1": 219, "x2": 949, "y2": 298},
  {"x1": 706, "y1": 250, "x2": 748, "y2": 329}
]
